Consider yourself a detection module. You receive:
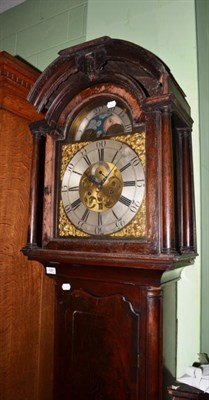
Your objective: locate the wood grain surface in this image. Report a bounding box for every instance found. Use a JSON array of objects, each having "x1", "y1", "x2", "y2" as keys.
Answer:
[{"x1": 0, "y1": 52, "x2": 55, "y2": 400}]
